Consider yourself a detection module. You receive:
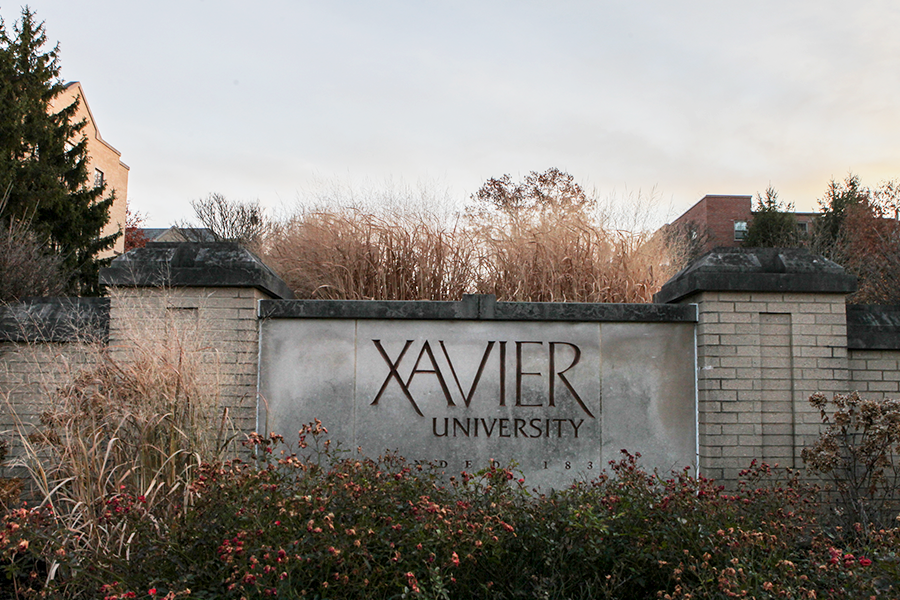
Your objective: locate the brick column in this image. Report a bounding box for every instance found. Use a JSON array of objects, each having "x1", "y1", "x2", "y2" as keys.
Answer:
[
  {"x1": 655, "y1": 248, "x2": 856, "y2": 483},
  {"x1": 100, "y1": 242, "x2": 294, "y2": 438}
]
